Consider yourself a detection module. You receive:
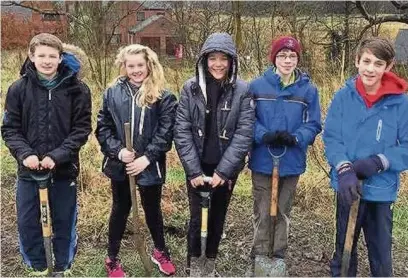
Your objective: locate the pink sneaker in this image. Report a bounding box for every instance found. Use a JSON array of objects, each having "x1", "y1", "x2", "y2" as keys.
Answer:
[
  {"x1": 105, "y1": 257, "x2": 126, "y2": 277},
  {"x1": 151, "y1": 248, "x2": 176, "y2": 276}
]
